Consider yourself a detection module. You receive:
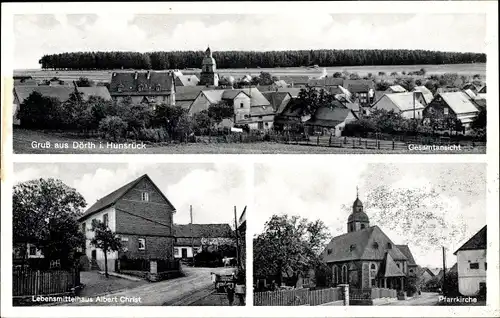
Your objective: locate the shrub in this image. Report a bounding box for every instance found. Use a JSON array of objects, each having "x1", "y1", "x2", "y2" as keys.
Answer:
[
  {"x1": 378, "y1": 71, "x2": 386, "y2": 76},
  {"x1": 98, "y1": 116, "x2": 128, "y2": 141},
  {"x1": 390, "y1": 71, "x2": 398, "y2": 76}
]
